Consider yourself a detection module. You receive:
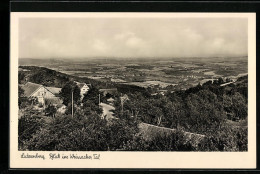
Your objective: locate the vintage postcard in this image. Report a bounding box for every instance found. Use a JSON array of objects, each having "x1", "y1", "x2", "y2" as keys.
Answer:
[{"x1": 10, "y1": 12, "x2": 256, "y2": 168}]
